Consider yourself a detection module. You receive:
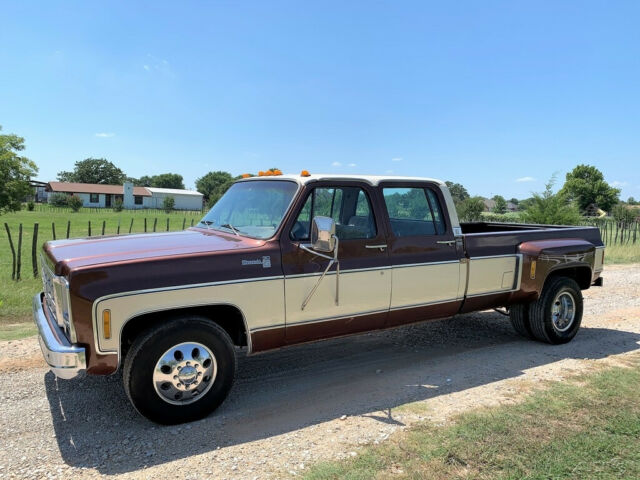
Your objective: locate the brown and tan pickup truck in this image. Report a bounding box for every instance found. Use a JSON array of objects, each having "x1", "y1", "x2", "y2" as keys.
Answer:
[{"x1": 34, "y1": 173, "x2": 605, "y2": 423}]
